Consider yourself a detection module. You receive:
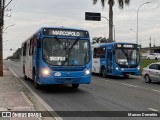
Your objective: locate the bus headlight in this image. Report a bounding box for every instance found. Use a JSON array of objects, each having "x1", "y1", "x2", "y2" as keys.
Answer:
[
  {"x1": 116, "y1": 67, "x2": 119, "y2": 70},
  {"x1": 137, "y1": 66, "x2": 140, "y2": 70},
  {"x1": 42, "y1": 68, "x2": 50, "y2": 76},
  {"x1": 85, "y1": 69, "x2": 90, "y2": 75}
]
